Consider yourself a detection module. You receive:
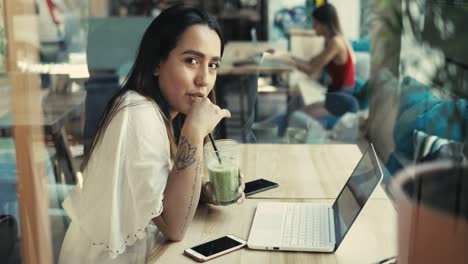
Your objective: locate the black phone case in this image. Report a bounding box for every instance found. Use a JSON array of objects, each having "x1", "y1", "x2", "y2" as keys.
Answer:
[{"x1": 244, "y1": 179, "x2": 279, "y2": 196}]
